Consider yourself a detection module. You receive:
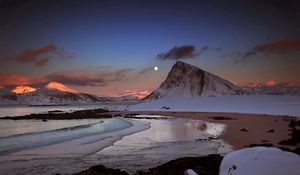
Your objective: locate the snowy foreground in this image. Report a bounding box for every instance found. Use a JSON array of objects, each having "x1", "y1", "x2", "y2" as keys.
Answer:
[
  {"x1": 219, "y1": 147, "x2": 300, "y2": 175},
  {"x1": 129, "y1": 95, "x2": 300, "y2": 117},
  {"x1": 186, "y1": 147, "x2": 300, "y2": 175}
]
